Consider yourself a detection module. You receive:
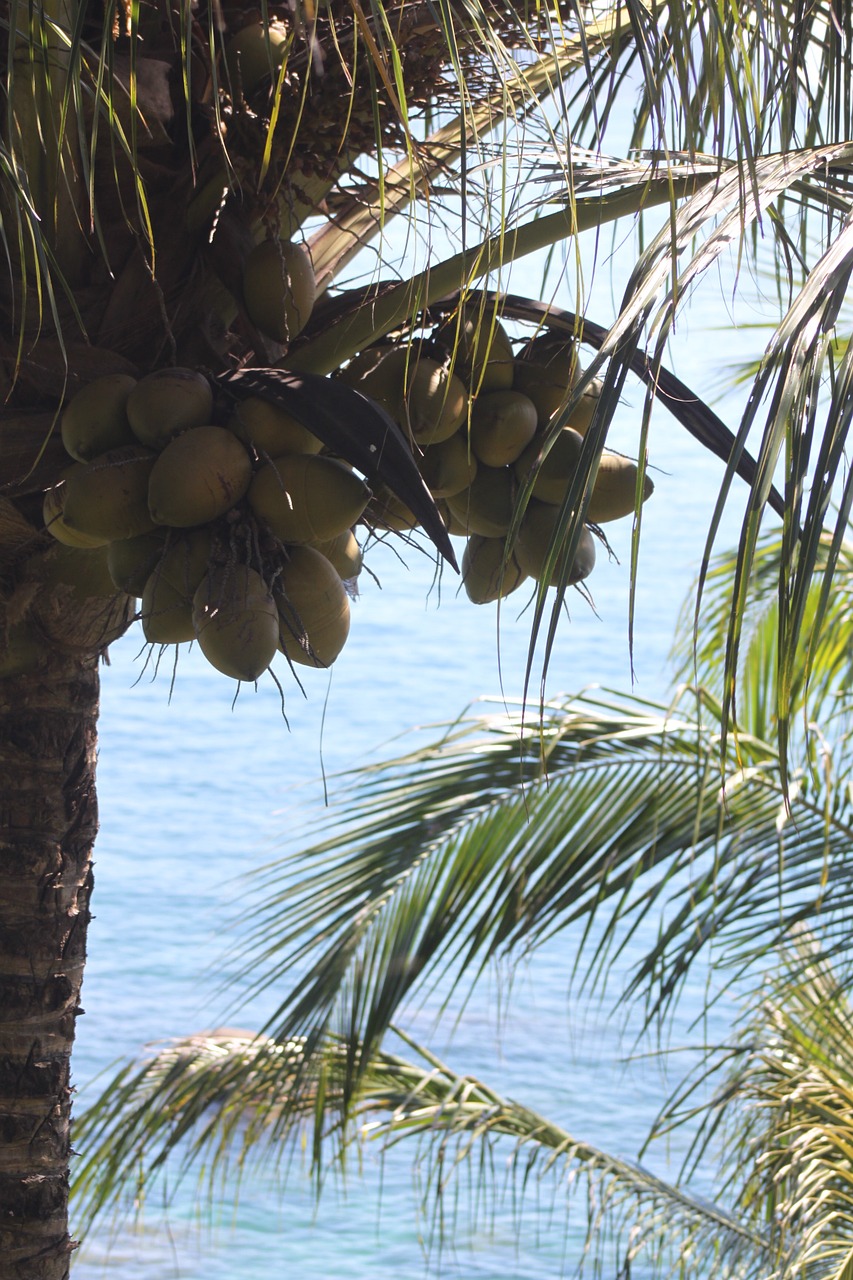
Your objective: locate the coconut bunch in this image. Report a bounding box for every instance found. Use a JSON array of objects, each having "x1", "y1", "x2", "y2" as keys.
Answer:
[
  {"x1": 341, "y1": 308, "x2": 654, "y2": 605},
  {"x1": 43, "y1": 366, "x2": 368, "y2": 683}
]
